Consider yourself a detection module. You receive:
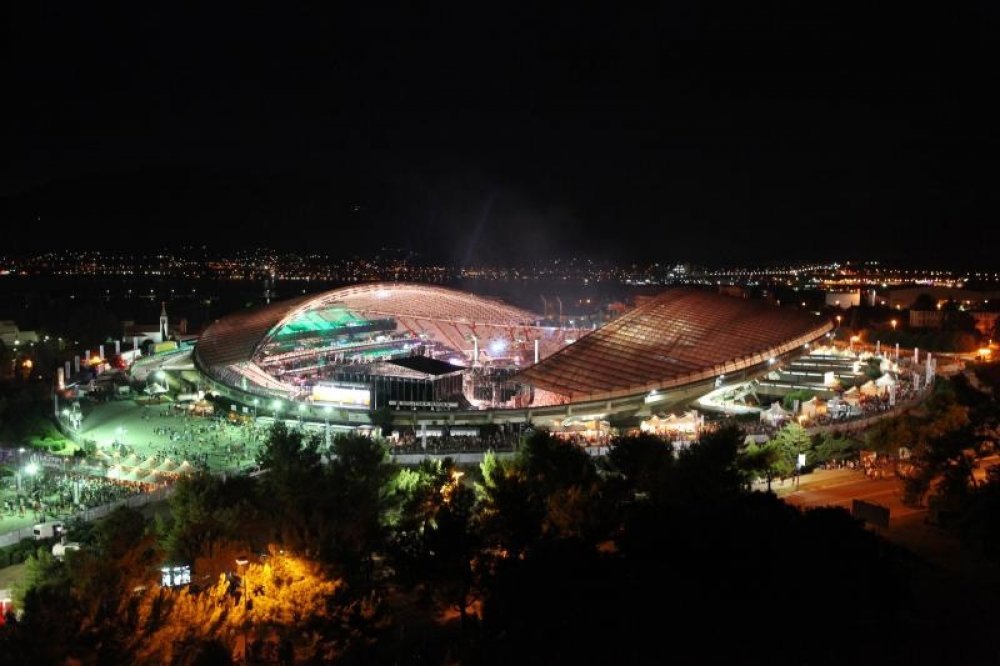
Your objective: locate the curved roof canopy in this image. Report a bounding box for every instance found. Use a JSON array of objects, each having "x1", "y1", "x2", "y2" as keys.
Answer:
[
  {"x1": 517, "y1": 289, "x2": 832, "y2": 401},
  {"x1": 195, "y1": 283, "x2": 541, "y2": 376}
]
